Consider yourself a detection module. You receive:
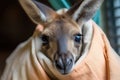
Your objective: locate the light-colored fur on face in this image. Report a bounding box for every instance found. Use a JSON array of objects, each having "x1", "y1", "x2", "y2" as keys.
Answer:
[
  {"x1": 34, "y1": 14, "x2": 83, "y2": 76},
  {"x1": 41, "y1": 15, "x2": 82, "y2": 61}
]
